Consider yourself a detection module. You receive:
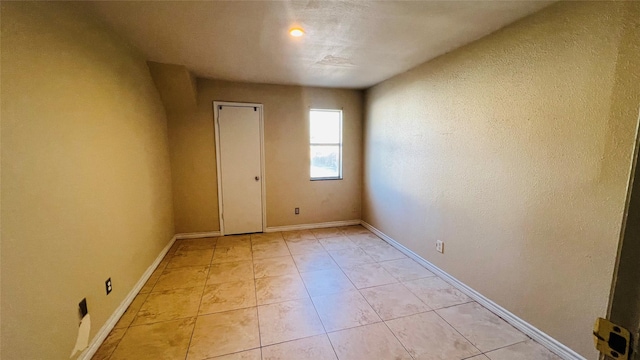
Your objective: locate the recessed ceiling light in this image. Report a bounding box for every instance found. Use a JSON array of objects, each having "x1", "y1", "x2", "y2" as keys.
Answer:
[{"x1": 289, "y1": 28, "x2": 305, "y2": 37}]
